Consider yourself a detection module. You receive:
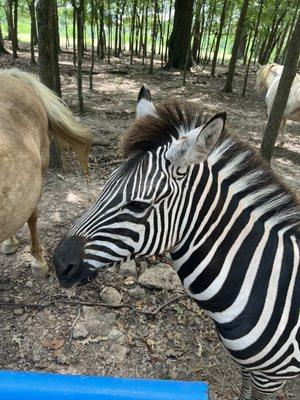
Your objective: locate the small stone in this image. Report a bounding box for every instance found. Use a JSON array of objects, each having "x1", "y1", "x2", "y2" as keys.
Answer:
[
  {"x1": 128, "y1": 286, "x2": 146, "y2": 299},
  {"x1": 109, "y1": 343, "x2": 128, "y2": 363},
  {"x1": 119, "y1": 260, "x2": 137, "y2": 277},
  {"x1": 138, "y1": 263, "x2": 181, "y2": 291},
  {"x1": 56, "y1": 353, "x2": 67, "y2": 365},
  {"x1": 13, "y1": 308, "x2": 24, "y2": 316},
  {"x1": 83, "y1": 307, "x2": 116, "y2": 335},
  {"x1": 139, "y1": 261, "x2": 148, "y2": 274},
  {"x1": 72, "y1": 323, "x2": 88, "y2": 339},
  {"x1": 100, "y1": 287, "x2": 122, "y2": 306},
  {"x1": 108, "y1": 329, "x2": 125, "y2": 344}
]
